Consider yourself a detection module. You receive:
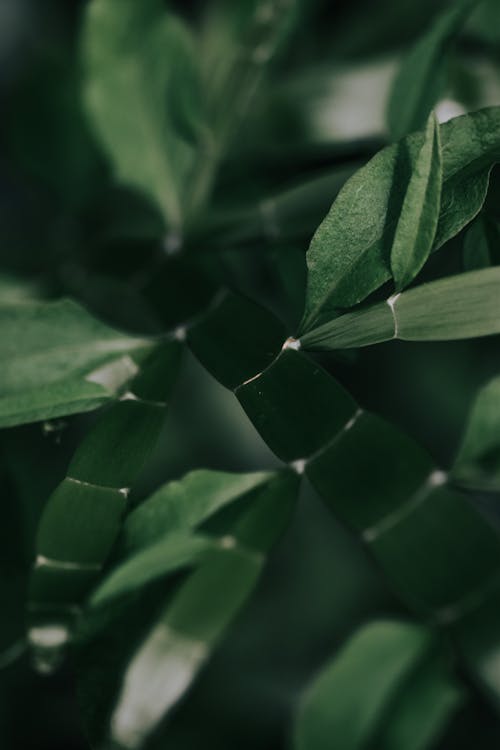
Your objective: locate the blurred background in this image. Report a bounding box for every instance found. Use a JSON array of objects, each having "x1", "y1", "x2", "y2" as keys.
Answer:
[{"x1": 1, "y1": 0, "x2": 500, "y2": 747}]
